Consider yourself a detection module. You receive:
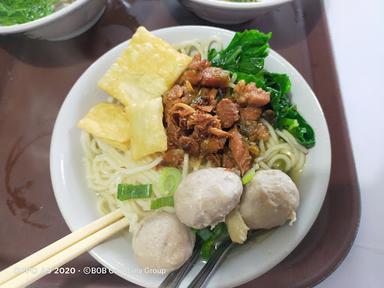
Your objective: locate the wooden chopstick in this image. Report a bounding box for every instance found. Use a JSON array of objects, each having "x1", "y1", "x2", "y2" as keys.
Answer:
[{"x1": 0, "y1": 209, "x2": 128, "y2": 288}]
